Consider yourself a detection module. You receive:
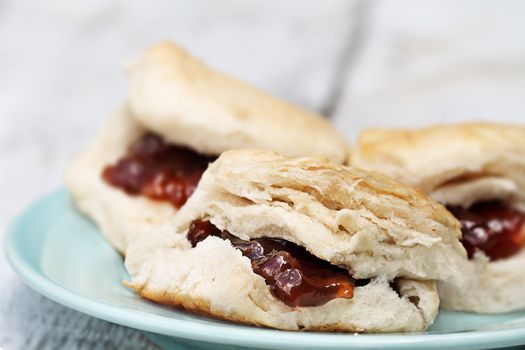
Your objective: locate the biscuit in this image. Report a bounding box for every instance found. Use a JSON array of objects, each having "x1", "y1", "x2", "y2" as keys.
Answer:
[
  {"x1": 66, "y1": 41, "x2": 349, "y2": 252},
  {"x1": 125, "y1": 150, "x2": 470, "y2": 331},
  {"x1": 128, "y1": 41, "x2": 348, "y2": 162},
  {"x1": 351, "y1": 123, "x2": 525, "y2": 313}
]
